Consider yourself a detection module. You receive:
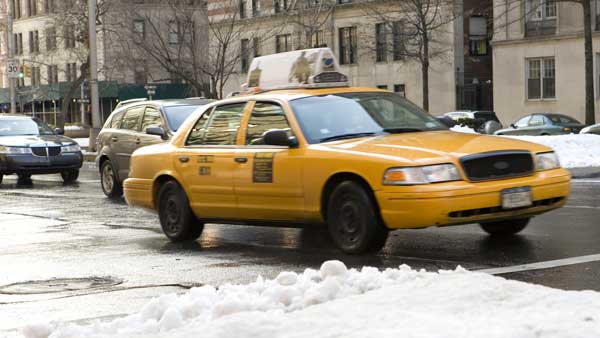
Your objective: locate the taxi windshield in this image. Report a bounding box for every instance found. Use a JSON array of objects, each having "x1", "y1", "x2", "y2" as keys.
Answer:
[{"x1": 290, "y1": 92, "x2": 447, "y2": 143}]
